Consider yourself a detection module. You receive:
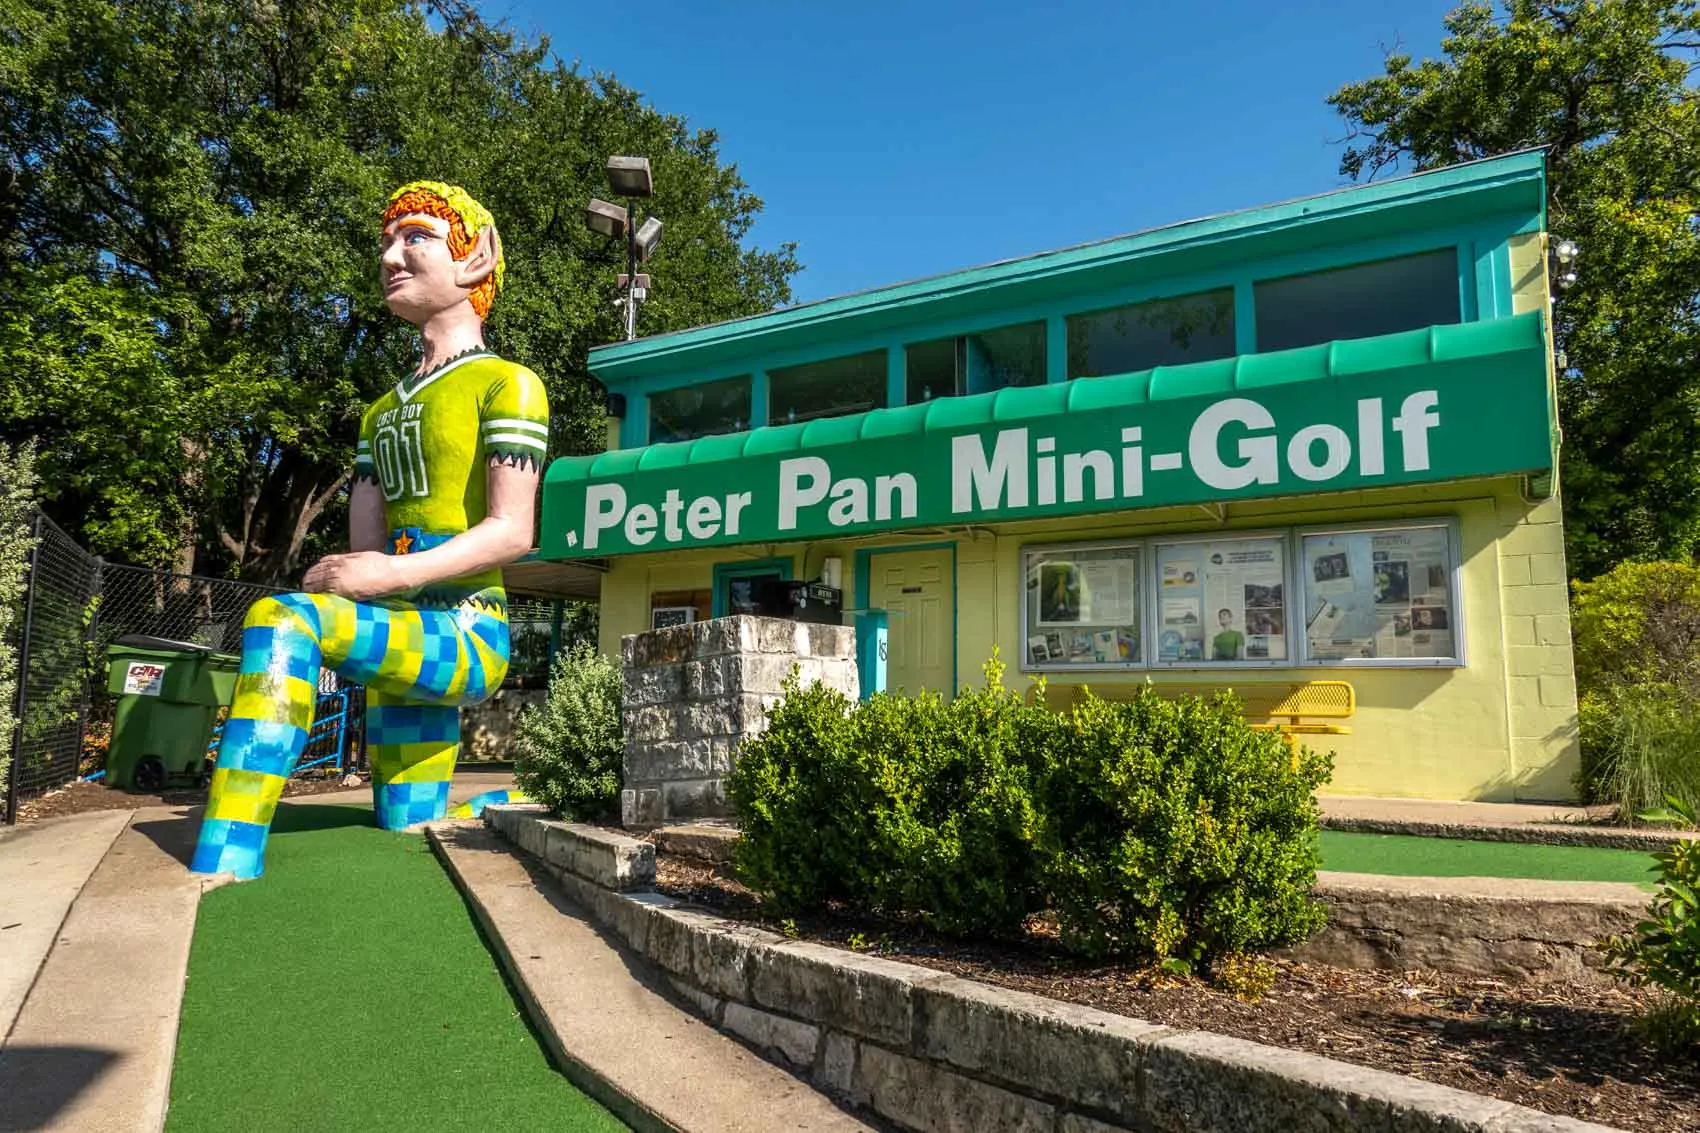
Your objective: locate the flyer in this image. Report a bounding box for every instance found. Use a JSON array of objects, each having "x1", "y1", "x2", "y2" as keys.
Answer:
[
  {"x1": 1155, "y1": 537, "x2": 1286, "y2": 663},
  {"x1": 1302, "y1": 527, "x2": 1455, "y2": 659}
]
